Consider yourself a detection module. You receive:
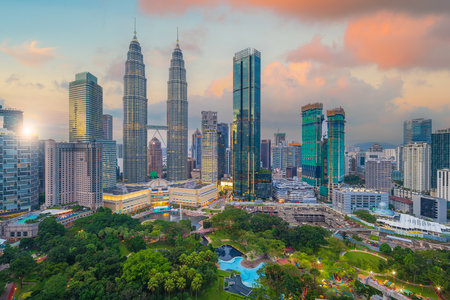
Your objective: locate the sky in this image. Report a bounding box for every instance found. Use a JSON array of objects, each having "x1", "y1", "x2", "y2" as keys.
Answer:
[{"x1": 1, "y1": 0, "x2": 450, "y2": 146}]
